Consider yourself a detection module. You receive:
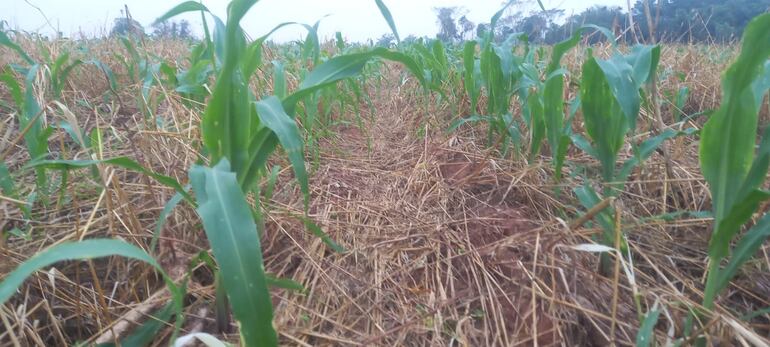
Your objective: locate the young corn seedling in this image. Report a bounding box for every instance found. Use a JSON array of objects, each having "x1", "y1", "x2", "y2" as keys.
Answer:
[
  {"x1": 697, "y1": 12, "x2": 770, "y2": 327},
  {"x1": 0, "y1": 30, "x2": 54, "y2": 196},
  {"x1": 36, "y1": 42, "x2": 83, "y2": 99},
  {"x1": 452, "y1": 1, "x2": 528, "y2": 157},
  {"x1": 572, "y1": 40, "x2": 691, "y2": 275},
  {"x1": 520, "y1": 28, "x2": 585, "y2": 179}
]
